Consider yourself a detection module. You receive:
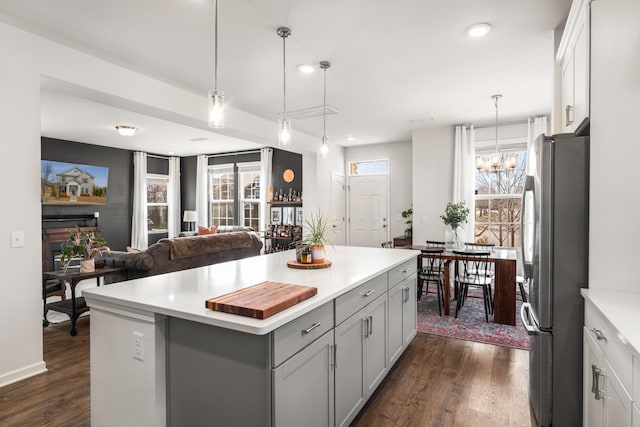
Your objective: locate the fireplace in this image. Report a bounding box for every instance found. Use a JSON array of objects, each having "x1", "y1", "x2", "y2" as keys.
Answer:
[{"x1": 42, "y1": 214, "x2": 101, "y2": 272}]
